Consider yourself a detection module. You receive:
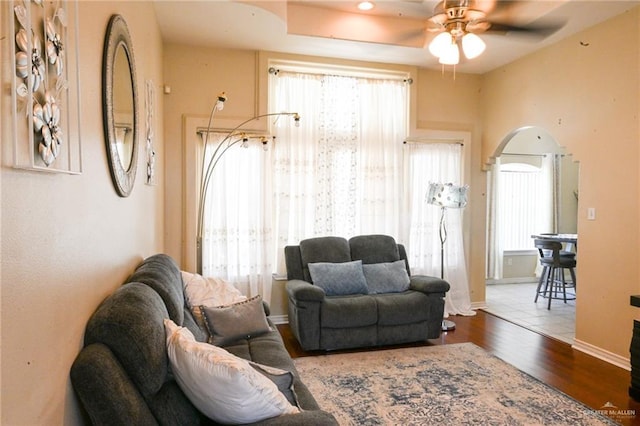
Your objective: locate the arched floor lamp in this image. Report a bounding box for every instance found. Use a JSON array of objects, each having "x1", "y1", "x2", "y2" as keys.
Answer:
[
  {"x1": 427, "y1": 182, "x2": 469, "y2": 331},
  {"x1": 196, "y1": 92, "x2": 299, "y2": 274}
]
